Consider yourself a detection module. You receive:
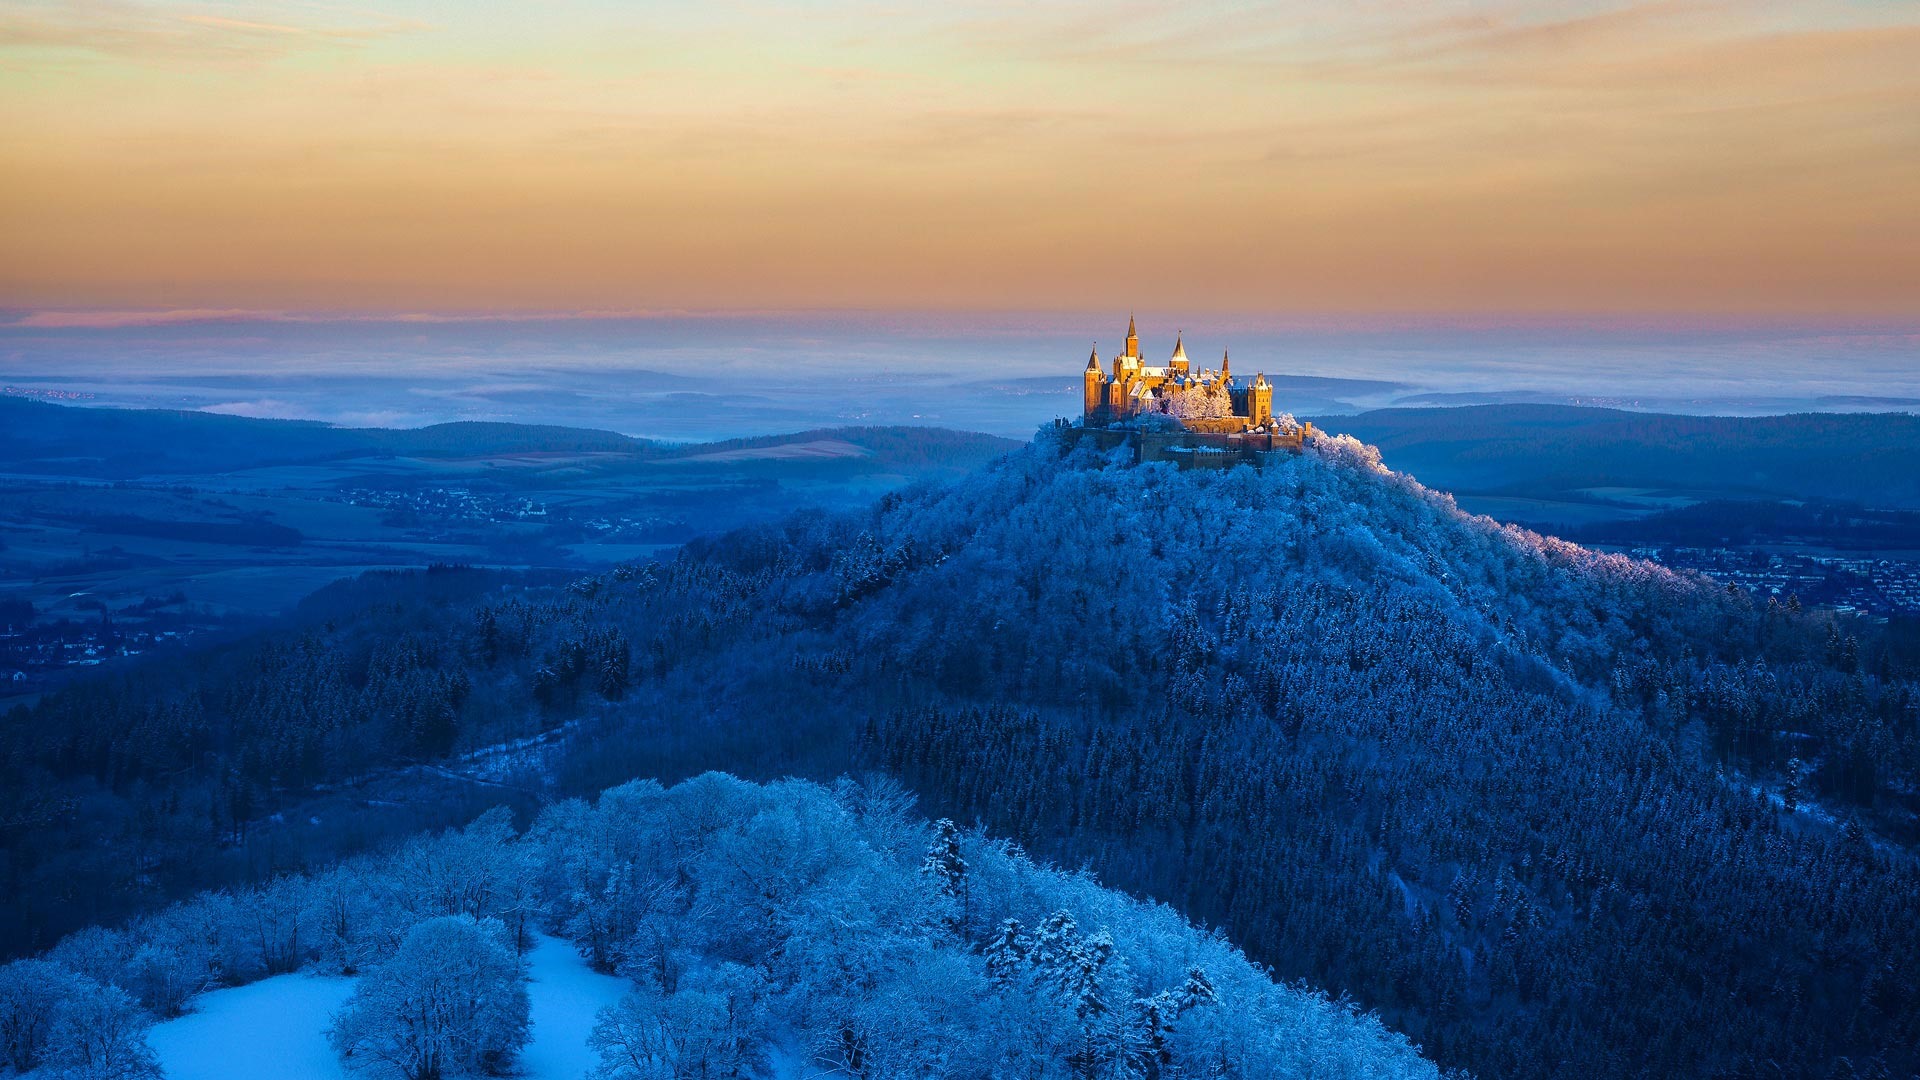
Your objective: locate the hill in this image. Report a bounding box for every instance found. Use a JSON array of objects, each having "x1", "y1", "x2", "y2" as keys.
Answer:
[
  {"x1": 4, "y1": 427, "x2": 1916, "y2": 1078},
  {"x1": 0, "y1": 397, "x2": 651, "y2": 477},
  {"x1": 0, "y1": 397, "x2": 1021, "y2": 479},
  {"x1": 3, "y1": 774, "x2": 1436, "y2": 1080},
  {"x1": 0, "y1": 402, "x2": 1021, "y2": 696},
  {"x1": 1324, "y1": 404, "x2": 1920, "y2": 509}
]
